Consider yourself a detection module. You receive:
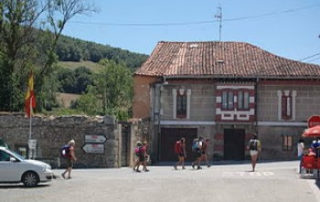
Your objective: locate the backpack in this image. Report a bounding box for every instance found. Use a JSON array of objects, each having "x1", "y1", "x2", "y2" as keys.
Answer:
[
  {"x1": 135, "y1": 146, "x2": 142, "y2": 156},
  {"x1": 249, "y1": 140, "x2": 258, "y2": 151},
  {"x1": 60, "y1": 145, "x2": 71, "y2": 158},
  {"x1": 174, "y1": 141, "x2": 182, "y2": 154},
  {"x1": 192, "y1": 139, "x2": 200, "y2": 152}
]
